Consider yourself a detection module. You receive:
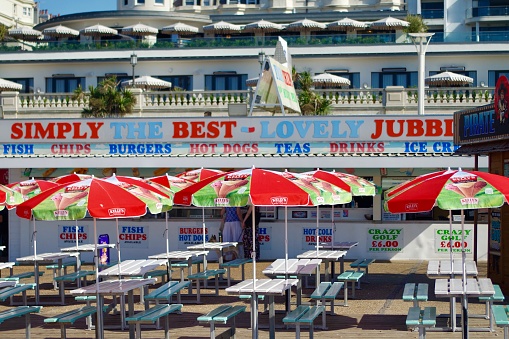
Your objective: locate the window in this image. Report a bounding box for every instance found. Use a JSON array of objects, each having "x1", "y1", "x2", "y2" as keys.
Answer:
[
  {"x1": 205, "y1": 73, "x2": 247, "y2": 90},
  {"x1": 136, "y1": 0, "x2": 145, "y2": 4},
  {"x1": 46, "y1": 77, "x2": 85, "y2": 93},
  {"x1": 157, "y1": 75, "x2": 193, "y2": 90},
  {"x1": 124, "y1": 0, "x2": 128, "y2": 5},
  {"x1": 155, "y1": 0, "x2": 164, "y2": 3},
  {"x1": 489, "y1": 71, "x2": 509, "y2": 86},
  {"x1": 23, "y1": 7, "x2": 31, "y2": 16},
  {"x1": 371, "y1": 71, "x2": 417, "y2": 88},
  {"x1": 6, "y1": 78, "x2": 33, "y2": 93}
]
